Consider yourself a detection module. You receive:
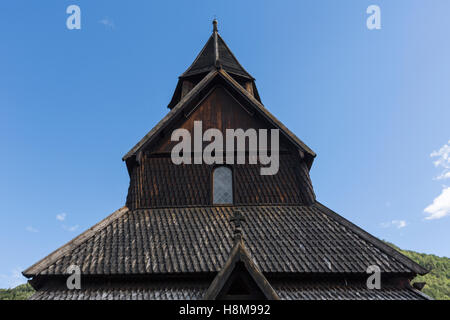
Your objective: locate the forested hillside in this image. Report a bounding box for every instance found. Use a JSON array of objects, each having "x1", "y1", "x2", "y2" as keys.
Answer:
[
  {"x1": 387, "y1": 243, "x2": 449, "y2": 300},
  {"x1": 0, "y1": 283, "x2": 34, "y2": 300}
]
